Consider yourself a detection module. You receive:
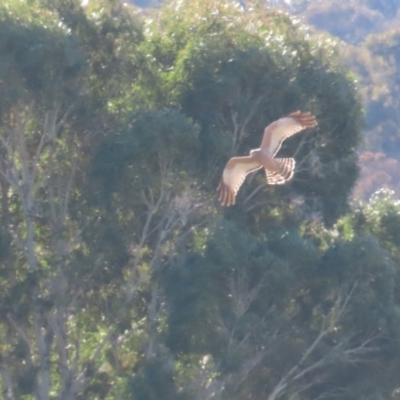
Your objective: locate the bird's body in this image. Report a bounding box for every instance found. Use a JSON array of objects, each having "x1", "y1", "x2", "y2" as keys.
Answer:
[
  {"x1": 249, "y1": 148, "x2": 281, "y2": 172},
  {"x1": 217, "y1": 111, "x2": 317, "y2": 206}
]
